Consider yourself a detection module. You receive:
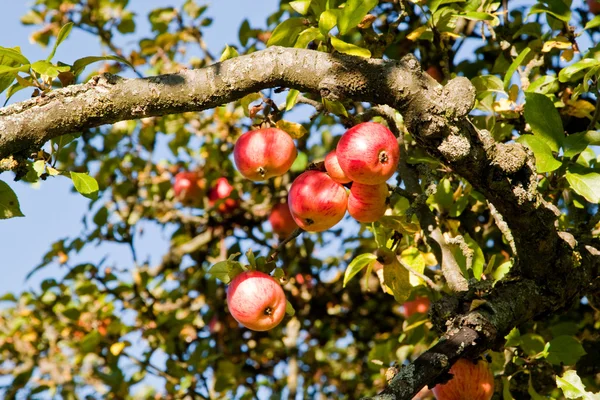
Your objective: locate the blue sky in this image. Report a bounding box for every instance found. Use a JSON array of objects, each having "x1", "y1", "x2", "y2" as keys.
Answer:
[{"x1": 0, "y1": 0, "x2": 278, "y2": 296}]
